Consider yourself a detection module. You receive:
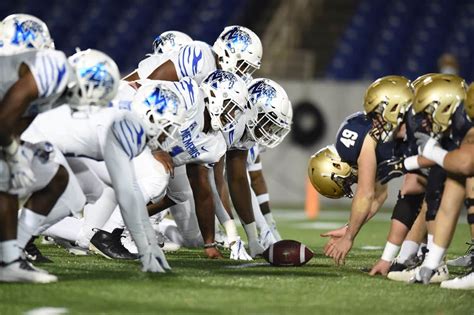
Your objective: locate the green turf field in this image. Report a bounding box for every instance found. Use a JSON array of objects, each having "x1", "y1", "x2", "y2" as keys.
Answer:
[{"x1": 1, "y1": 209, "x2": 473, "y2": 314}]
